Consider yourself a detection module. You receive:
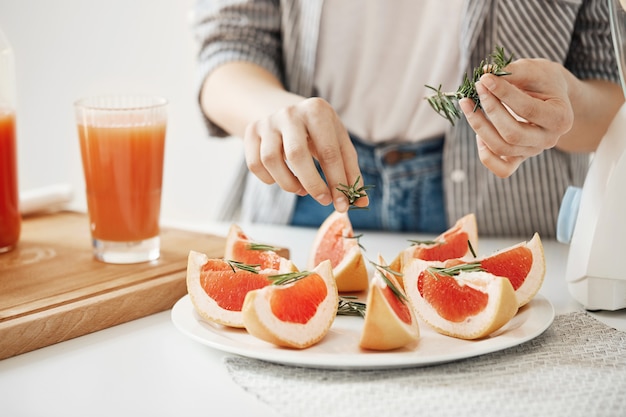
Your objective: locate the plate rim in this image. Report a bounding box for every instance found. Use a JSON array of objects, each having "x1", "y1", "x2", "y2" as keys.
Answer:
[{"x1": 171, "y1": 294, "x2": 555, "y2": 370}]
